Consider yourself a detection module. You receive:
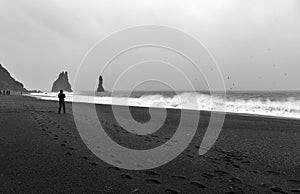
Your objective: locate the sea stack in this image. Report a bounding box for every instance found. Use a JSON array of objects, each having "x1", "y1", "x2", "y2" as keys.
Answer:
[
  {"x1": 51, "y1": 71, "x2": 72, "y2": 92},
  {"x1": 0, "y1": 64, "x2": 27, "y2": 92},
  {"x1": 97, "y1": 75, "x2": 105, "y2": 92}
]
